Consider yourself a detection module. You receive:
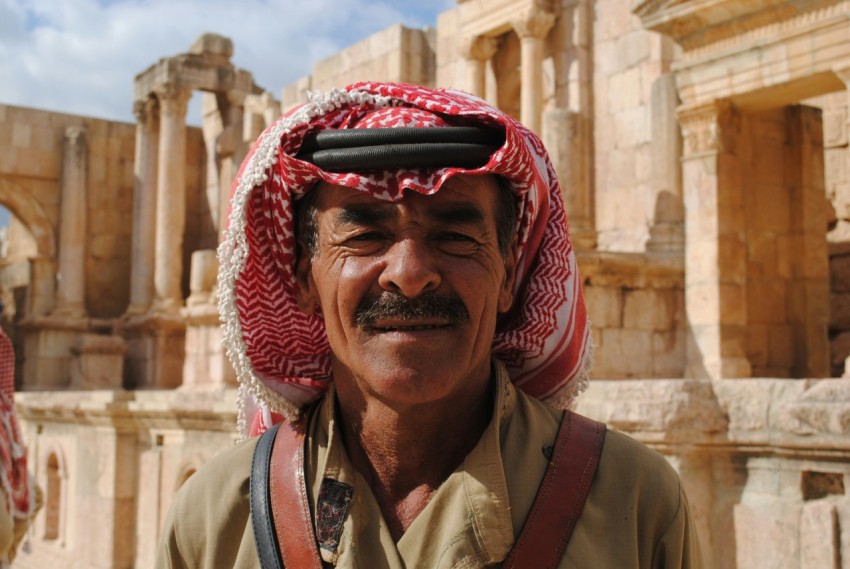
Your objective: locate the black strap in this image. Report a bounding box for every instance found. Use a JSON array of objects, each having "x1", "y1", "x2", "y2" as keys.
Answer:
[
  {"x1": 501, "y1": 411, "x2": 607, "y2": 568},
  {"x1": 294, "y1": 126, "x2": 505, "y2": 171},
  {"x1": 251, "y1": 410, "x2": 606, "y2": 569},
  {"x1": 250, "y1": 422, "x2": 284, "y2": 569}
]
